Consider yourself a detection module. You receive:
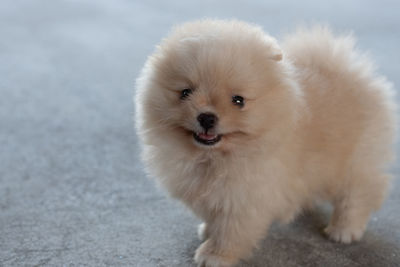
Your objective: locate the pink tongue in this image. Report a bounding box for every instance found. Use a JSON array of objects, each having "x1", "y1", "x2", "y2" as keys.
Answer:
[{"x1": 198, "y1": 133, "x2": 217, "y2": 140}]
